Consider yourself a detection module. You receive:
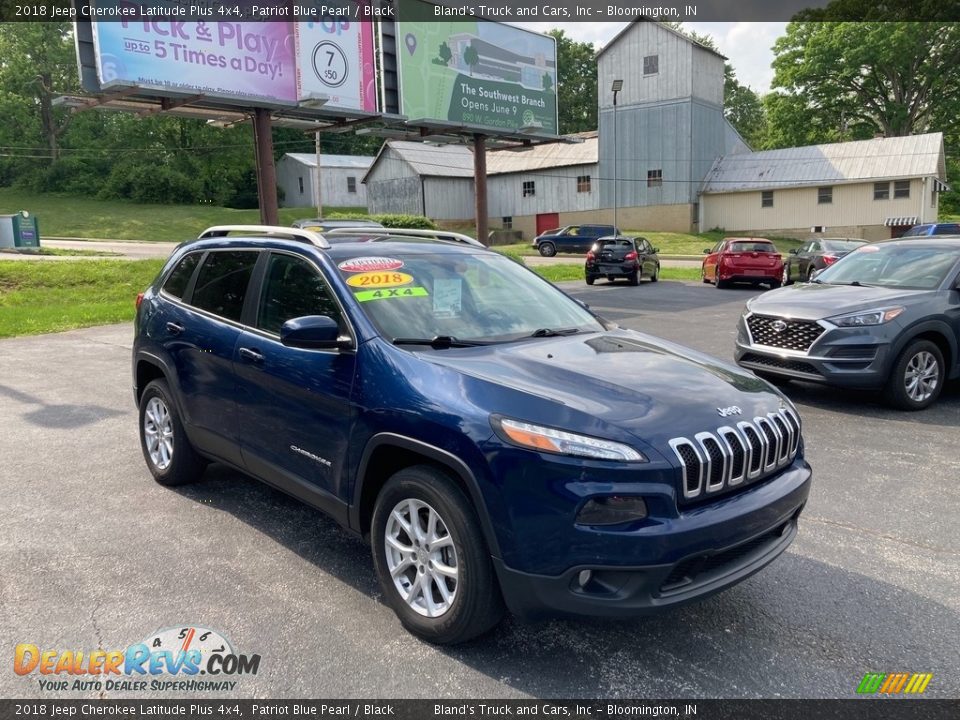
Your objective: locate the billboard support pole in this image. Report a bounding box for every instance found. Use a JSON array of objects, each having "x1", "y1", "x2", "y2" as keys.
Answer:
[
  {"x1": 314, "y1": 131, "x2": 323, "y2": 219},
  {"x1": 253, "y1": 108, "x2": 279, "y2": 225},
  {"x1": 474, "y1": 133, "x2": 488, "y2": 245}
]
